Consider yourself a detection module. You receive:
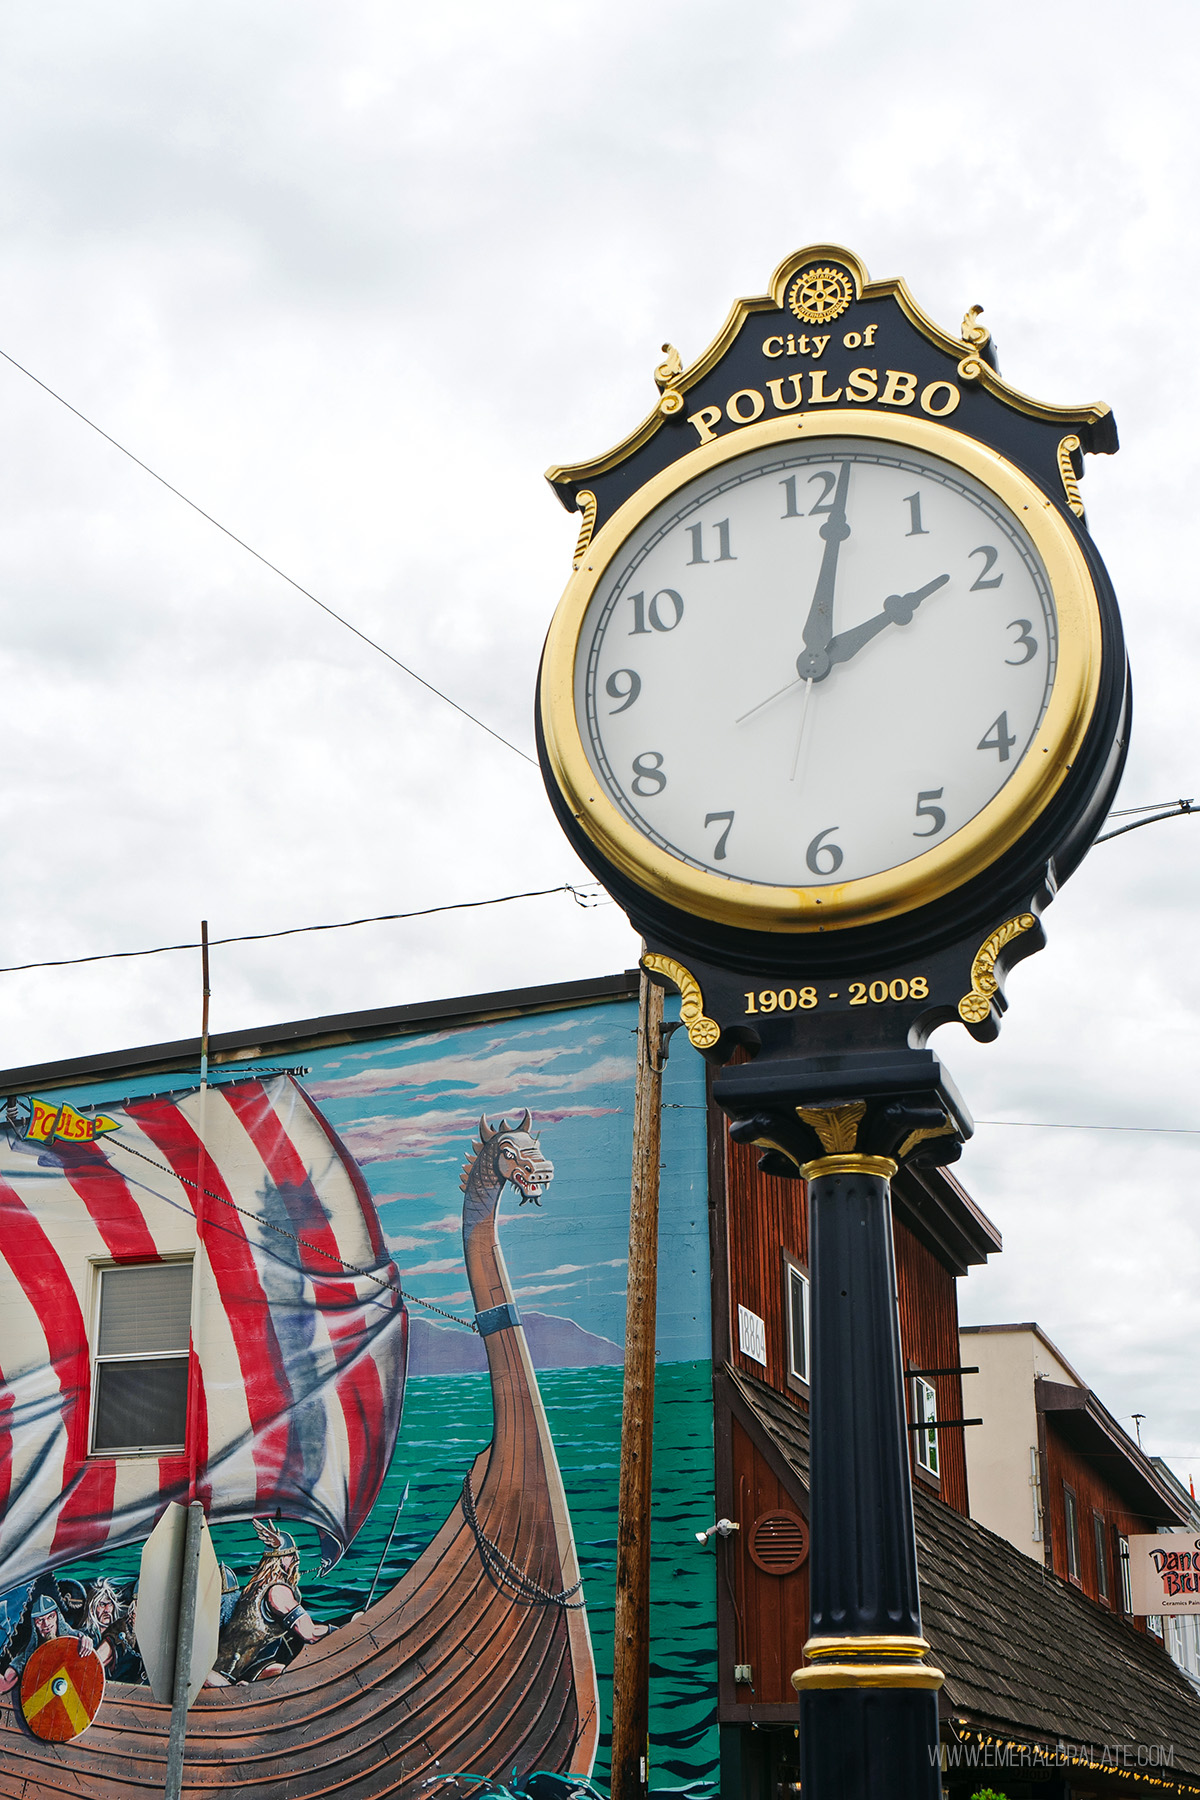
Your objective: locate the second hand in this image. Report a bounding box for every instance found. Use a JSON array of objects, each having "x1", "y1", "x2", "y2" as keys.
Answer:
[{"x1": 790, "y1": 675, "x2": 815, "y2": 783}]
